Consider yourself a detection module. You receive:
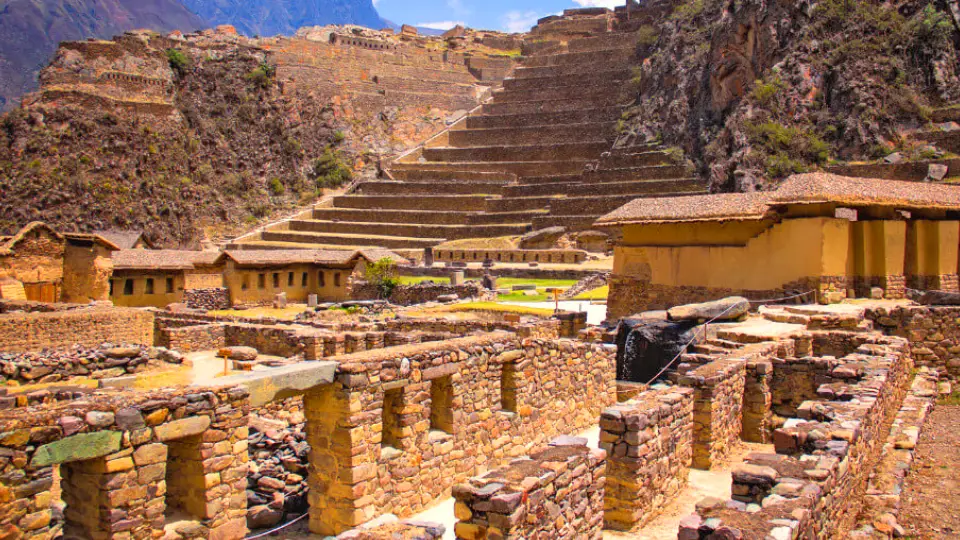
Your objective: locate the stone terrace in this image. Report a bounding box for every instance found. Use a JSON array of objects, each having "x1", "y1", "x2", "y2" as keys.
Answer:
[{"x1": 234, "y1": 8, "x2": 706, "y2": 252}]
